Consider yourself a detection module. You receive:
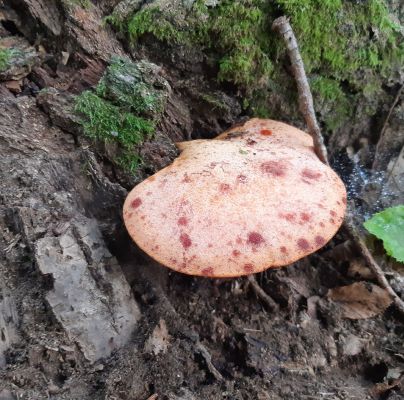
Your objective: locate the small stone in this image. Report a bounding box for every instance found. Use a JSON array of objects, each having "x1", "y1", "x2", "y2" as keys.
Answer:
[
  {"x1": 48, "y1": 383, "x2": 60, "y2": 395},
  {"x1": 341, "y1": 334, "x2": 364, "y2": 356},
  {"x1": 0, "y1": 389, "x2": 15, "y2": 400},
  {"x1": 93, "y1": 364, "x2": 104, "y2": 371}
]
